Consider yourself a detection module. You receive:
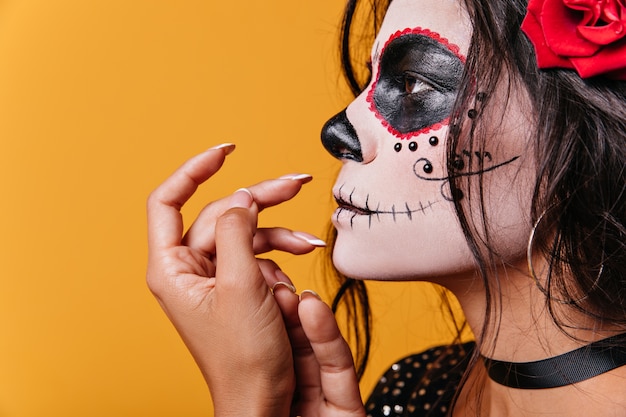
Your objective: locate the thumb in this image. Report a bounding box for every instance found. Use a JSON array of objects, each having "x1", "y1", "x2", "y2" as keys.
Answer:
[{"x1": 214, "y1": 189, "x2": 265, "y2": 297}]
